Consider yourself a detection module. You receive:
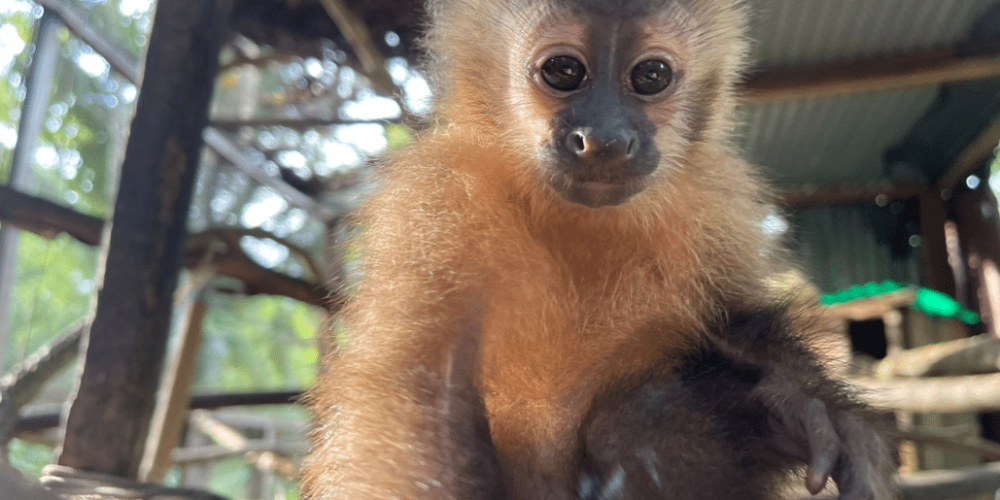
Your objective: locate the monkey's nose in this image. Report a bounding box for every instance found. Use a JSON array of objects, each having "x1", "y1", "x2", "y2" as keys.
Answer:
[{"x1": 567, "y1": 128, "x2": 639, "y2": 163}]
